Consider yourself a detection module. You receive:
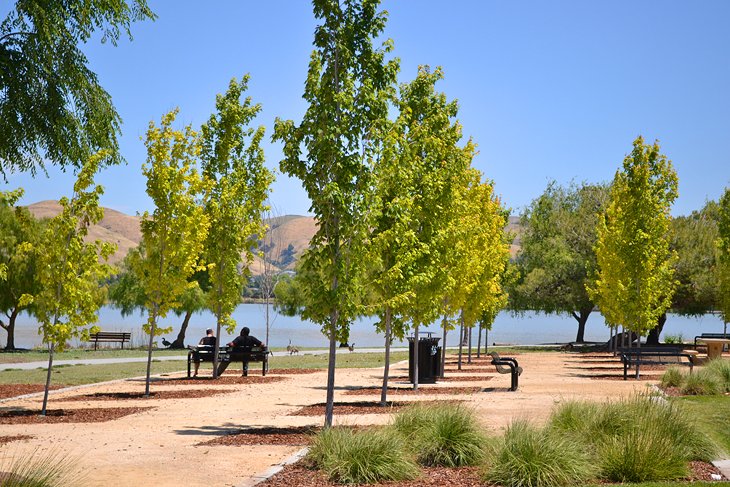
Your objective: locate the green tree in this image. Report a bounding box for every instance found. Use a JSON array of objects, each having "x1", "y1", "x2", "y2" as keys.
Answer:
[
  {"x1": 201, "y1": 76, "x2": 273, "y2": 377},
  {"x1": 0, "y1": 188, "x2": 42, "y2": 349},
  {"x1": 273, "y1": 0, "x2": 398, "y2": 426},
  {"x1": 0, "y1": 0, "x2": 155, "y2": 176},
  {"x1": 29, "y1": 153, "x2": 116, "y2": 414},
  {"x1": 717, "y1": 188, "x2": 730, "y2": 335},
  {"x1": 107, "y1": 247, "x2": 207, "y2": 349},
  {"x1": 133, "y1": 110, "x2": 210, "y2": 396},
  {"x1": 588, "y1": 137, "x2": 678, "y2": 345},
  {"x1": 511, "y1": 182, "x2": 609, "y2": 343}
]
